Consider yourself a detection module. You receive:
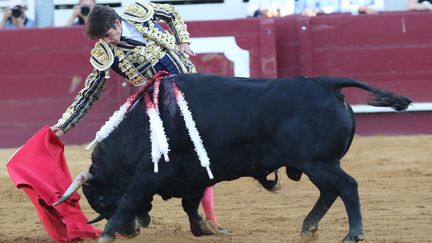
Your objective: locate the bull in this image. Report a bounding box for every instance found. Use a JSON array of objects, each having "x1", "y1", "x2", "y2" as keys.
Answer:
[{"x1": 55, "y1": 73, "x2": 411, "y2": 242}]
